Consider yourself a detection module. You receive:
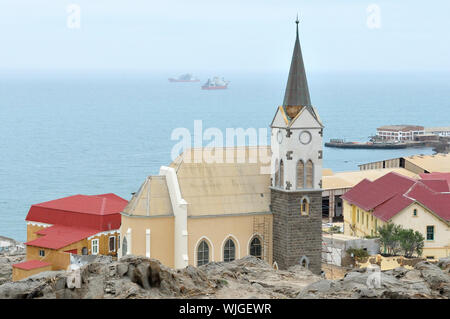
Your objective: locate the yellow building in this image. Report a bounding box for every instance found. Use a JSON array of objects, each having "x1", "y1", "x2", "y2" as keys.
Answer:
[
  {"x1": 13, "y1": 193, "x2": 127, "y2": 281},
  {"x1": 342, "y1": 172, "x2": 450, "y2": 259},
  {"x1": 119, "y1": 147, "x2": 273, "y2": 268}
]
